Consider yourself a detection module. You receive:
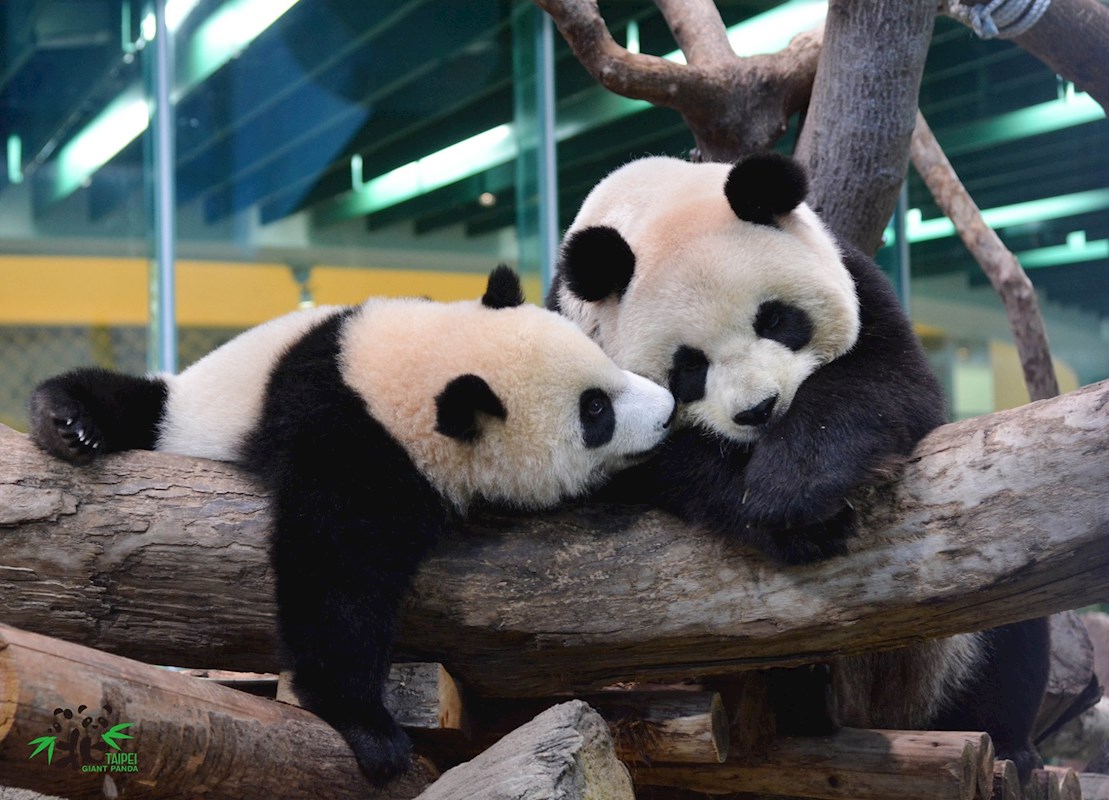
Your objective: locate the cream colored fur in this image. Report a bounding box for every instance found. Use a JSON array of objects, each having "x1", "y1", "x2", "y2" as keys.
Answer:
[
  {"x1": 558, "y1": 157, "x2": 860, "y2": 442},
  {"x1": 340, "y1": 298, "x2": 673, "y2": 509}
]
